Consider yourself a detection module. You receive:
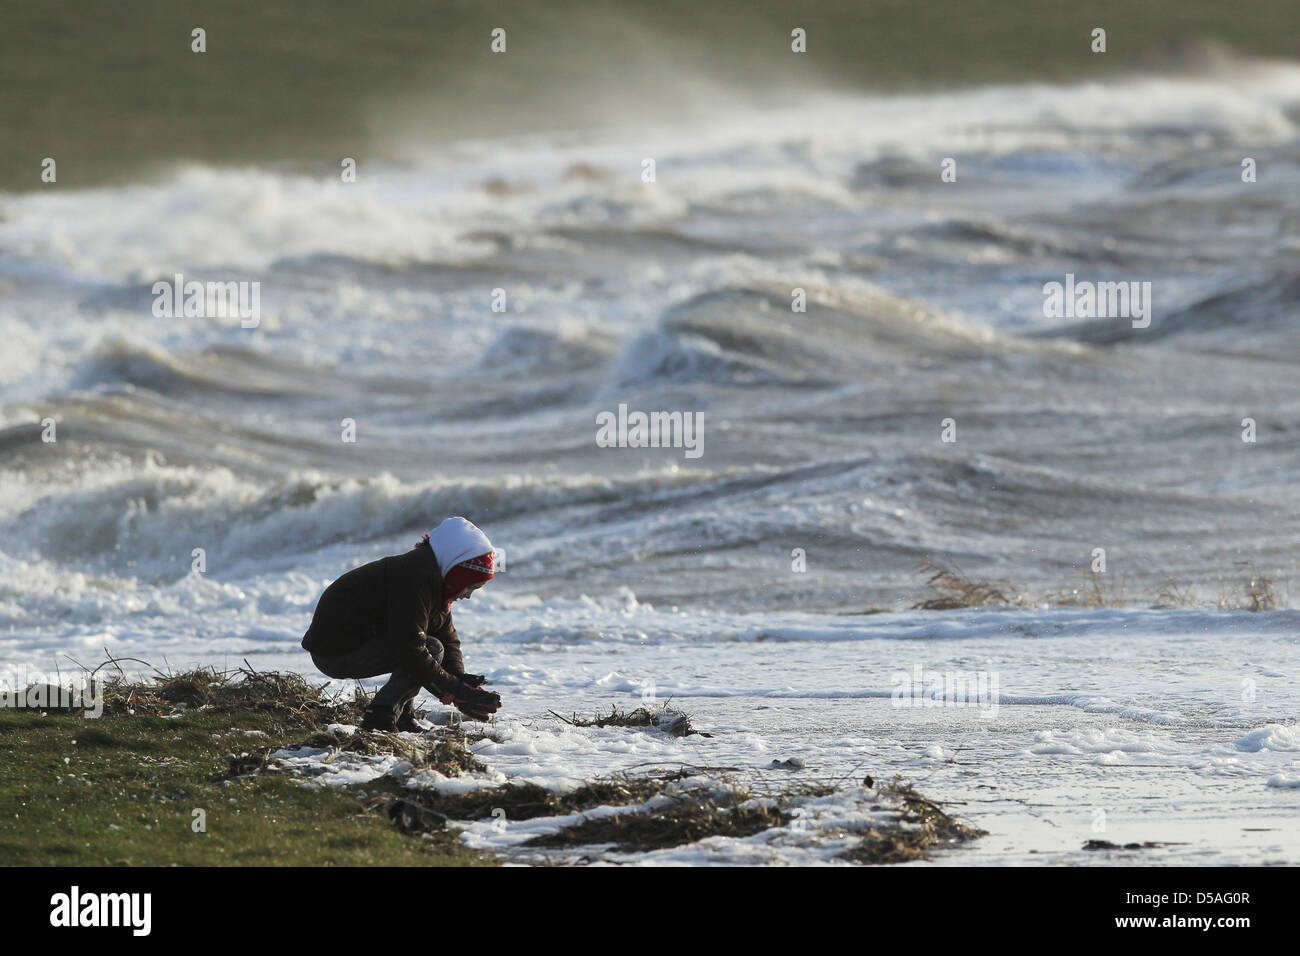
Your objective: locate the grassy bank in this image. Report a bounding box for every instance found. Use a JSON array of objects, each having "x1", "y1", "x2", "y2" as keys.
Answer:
[{"x1": 0, "y1": 672, "x2": 488, "y2": 866}]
